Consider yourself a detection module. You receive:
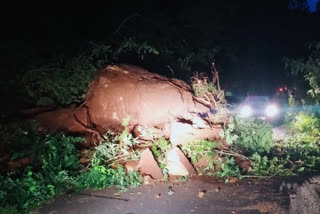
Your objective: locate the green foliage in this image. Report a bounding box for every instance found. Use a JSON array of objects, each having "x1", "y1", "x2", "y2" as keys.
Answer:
[
  {"x1": 285, "y1": 41, "x2": 320, "y2": 103},
  {"x1": 217, "y1": 111, "x2": 320, "y2": 179},
  {"x1": 0, "y1": 206, "x2": 20, "y2": 214},
  {"x1": 190, "y1": 72, "x2": 221, "y2": 98},
  {"x1": 113, "y1": 38, "x2": 159, "y2": 60},
  {"x1": 250, "y1": 153, "x2": 297, "y2": 176},
  {"x1": 151, "y1": 138, "x2": 171, "y2": 159},
  {"x1": 0, "y1": 134, "x2": 83, "y2": 212},
  {"x1": 216, "y1": 157, "x2": 241, "y2": 183},
  {"x1": 76, "y1": 162, "x2": 142, "y2": 191},
  {"x1": 21, "y1": 55, "x2": 97, "y2": 107},
  {"x1": 180, "y1": 140, "x2": 217, "y2": 168},
  {"x1": 291, "y1": 112, "x2": 320, "y2": 135},
  {"x1": 0, "y1": 126, "x2": 143, "y2": 213},
  {"x1": 93, "y1": 142, "x2": 119, "y2": 162},
  {"x1": 75, "y1": 116, "x2": 143, "y2": 191},
  {"x1": 221, "y1": 116, "x2": 273, "y2": 154},
  {"x1": 96, "y1": 116, "x2": 139, "y2": 164},
  {"x1": 150, "y1": 138, "x2": 171, "y2": 179},
  {"x1": 21, "y1": 38, "x2": 160, "y2": 107}
]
